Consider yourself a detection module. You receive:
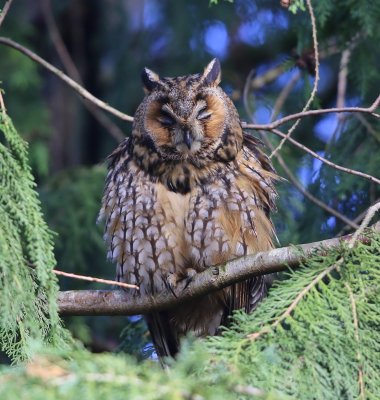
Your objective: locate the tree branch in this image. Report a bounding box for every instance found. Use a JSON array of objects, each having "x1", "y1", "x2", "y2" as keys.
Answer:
[
  {"x1": 0, "y1": 36, "x2": 134, "y2": 123},
  {"x1": 242, "y1": 68, "x2": 358, "y2": 229},
  {"x1": 58, "y1": 222, "x2": 380, "y2": 316},
  {"x1": 40, "y1": 0, "x2": 126, "y2": 142},
  {"x1": 270, "y1": 0, "x2": 320, "y2": 158},
  {"x1": 242, "y1": 93, "x2": 380, "y2": 131},
  {"x1": 262, "y1": 127, "x2": 380, "y2": 185},
  {"x1": 53, "y1": 269, "x2": 139, "y2": 290},
  {"x1": 0, "y1": 0, "x2": 13, "y2": 28}
]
